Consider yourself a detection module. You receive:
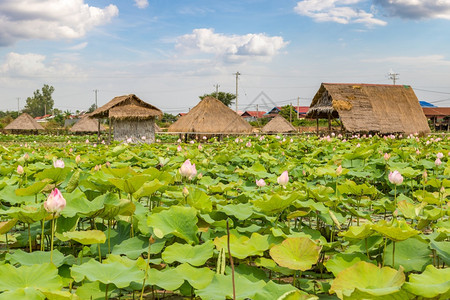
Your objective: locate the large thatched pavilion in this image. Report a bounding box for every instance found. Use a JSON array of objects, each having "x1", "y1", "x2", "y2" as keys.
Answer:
[
  {"x1": 305, "y1": 83, "x2": 430, "y2": 135},
  {"x1": 69, "y1": 117, "x2": 106, "y2": 134},
  {"x1": 4, "y1": 113, "x2": 44, "y2": 134},
  {"x1": 261, "y1": 115, "x2": 296, "y2": 134},
  {"x1": 167, "y1": 96, "x2": 252, "y2": 136},
  {"x1": 89, "y1": 94, "x2": 162, "y2": 143}
]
